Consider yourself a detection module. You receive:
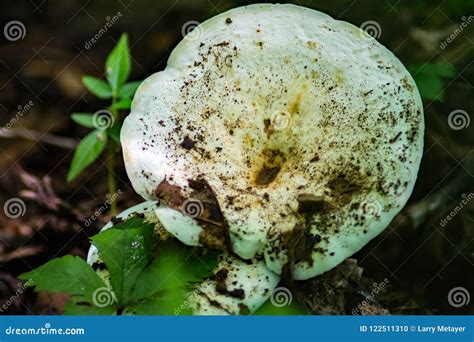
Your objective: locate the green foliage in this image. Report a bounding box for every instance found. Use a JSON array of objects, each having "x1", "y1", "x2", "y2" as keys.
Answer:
[
  {"x1": 20, "y1": 217, "x2": 219, "y2": 315},
  {"x1": 20, "y1": 255, "x2": 105, "y2": 302},
  {"x1": 68, "y1": 32, "x2": 141, "y2": 182},
  {"x1": 111, "y1": 97, "x2": 132, "y2": 110},
  {"x1": 71, "y1": 113, "x2": 95, "y2": 128},
  {"x1": 105, "y1": 34, "x2": 131, "y2": 94},
  {"x1": 91, "y1": 217, "x2": 156, "y2": 305},
  {"x1": 82, "y1": 76, "x2": 112, "y2": 99},
  {"x1": 108, "y1": 122, "x2": 122, "y2": 144},
  {"x1": 409, "y1": 63, "x2": 455, "y2": 102},
  {"x1": 119, "y1": 81, "x2": 142, "y2": 99},
  {"x1": 128, "y1": 240, "x2": 219, "y2": 315},
  {"x1": 255, "y1": 299, "x2": 310, "y2": 315},
  {"x1": 67, "y1": 130, "x2": 108, "y2": 182}
]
